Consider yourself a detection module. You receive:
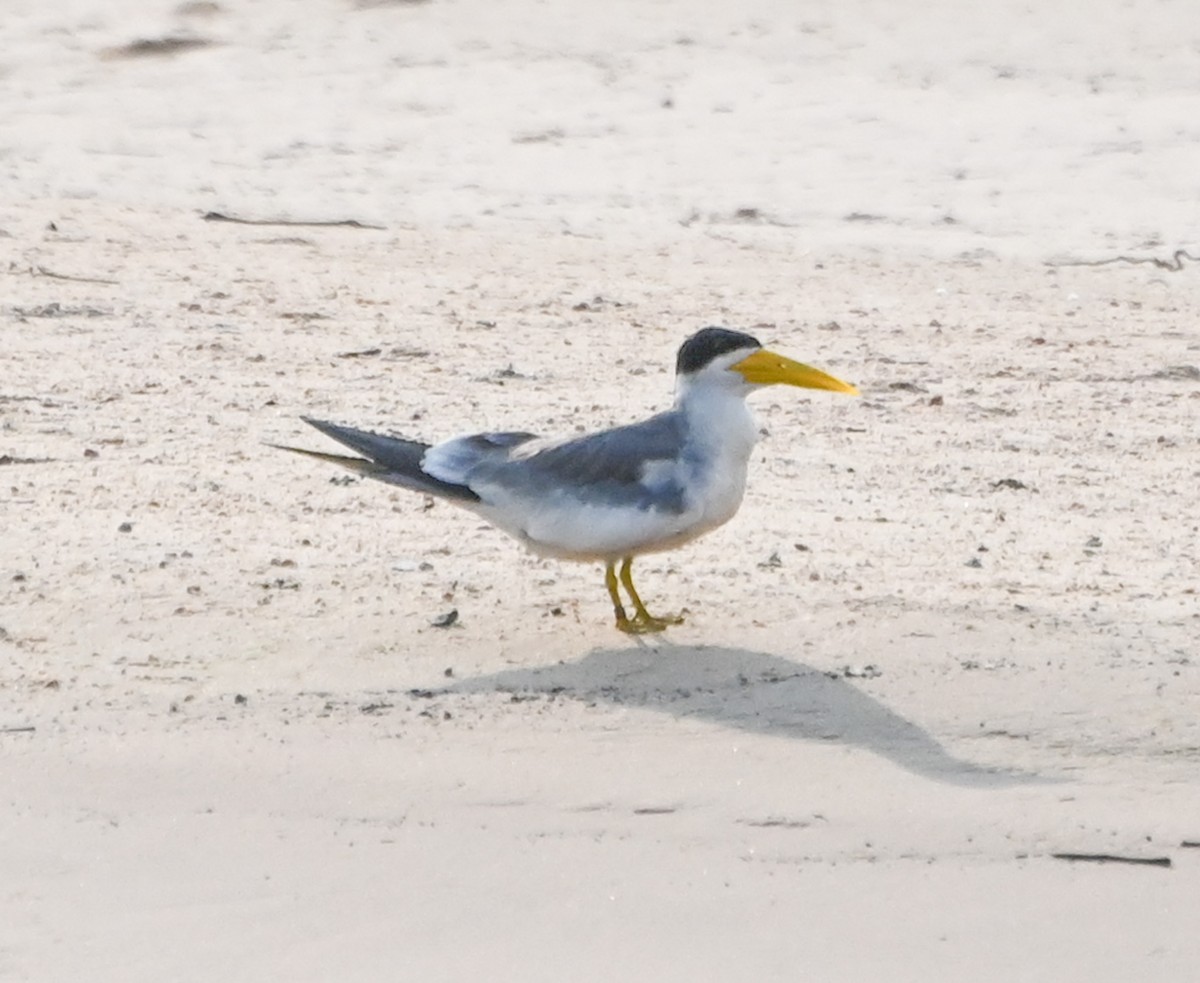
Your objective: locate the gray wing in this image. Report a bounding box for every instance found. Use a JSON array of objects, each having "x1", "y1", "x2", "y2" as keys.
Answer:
[
  {"x1": 281, "y1": 413, "x2": 690, "y2": 515},
  {"x1": 451, "y1": 411, "x2": 689, "y2": 514}
]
